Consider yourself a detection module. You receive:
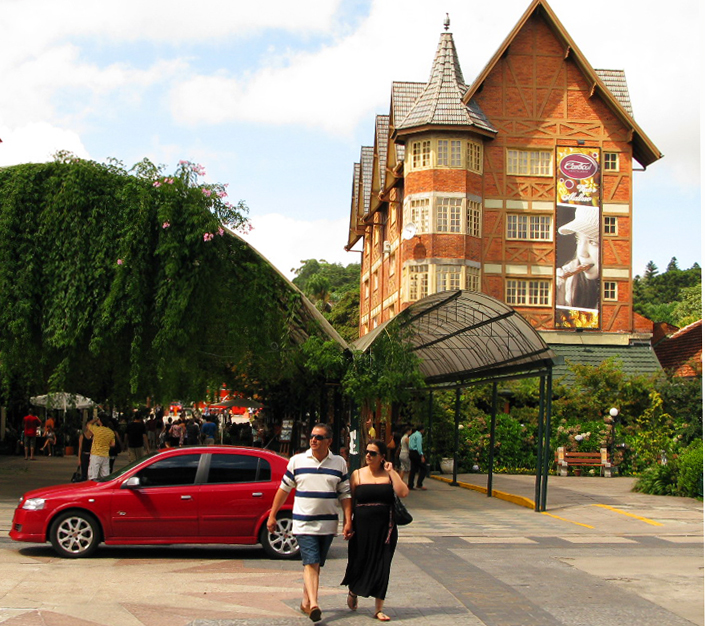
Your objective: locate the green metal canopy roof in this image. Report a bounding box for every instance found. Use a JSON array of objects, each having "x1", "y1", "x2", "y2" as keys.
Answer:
[{"x1": 354, "y1": 290, "x2": 556, "y2": 386}]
